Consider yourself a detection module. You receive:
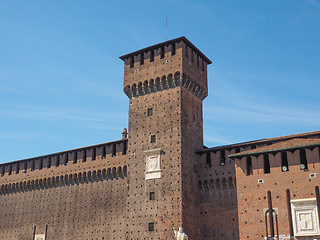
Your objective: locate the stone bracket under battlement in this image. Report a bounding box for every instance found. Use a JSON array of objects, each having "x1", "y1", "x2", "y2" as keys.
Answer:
[{"x1": 124, "y1": 74, "x2": 207, "y2": 100}]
